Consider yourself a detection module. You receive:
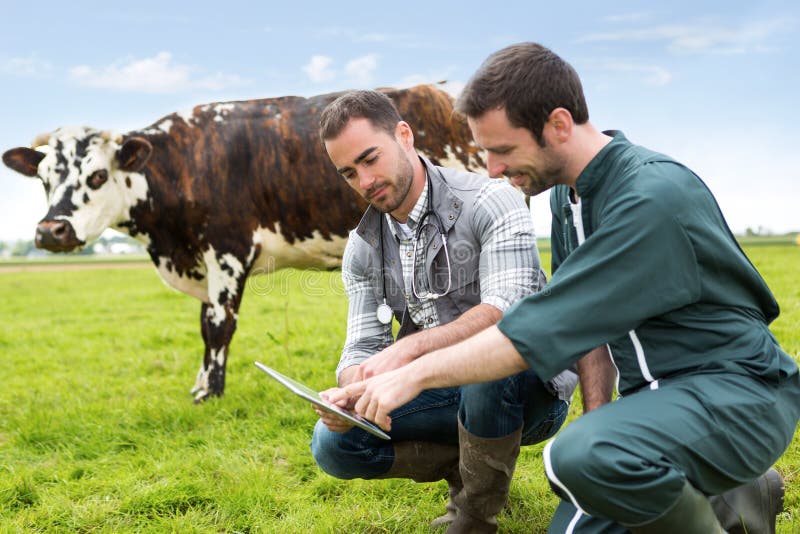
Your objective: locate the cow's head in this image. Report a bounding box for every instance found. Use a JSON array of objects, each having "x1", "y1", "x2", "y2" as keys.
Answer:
[{"x1": 3, "y1": 126, "x2": 152, "y2": 252}]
